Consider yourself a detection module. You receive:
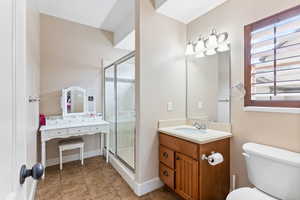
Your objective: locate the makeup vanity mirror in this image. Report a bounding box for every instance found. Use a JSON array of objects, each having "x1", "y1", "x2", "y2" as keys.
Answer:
[
  {"x1": 62, "y1": 86, "x2": 87, "y2": 117},
  {"x1": 186, "y1": 50, "x2": 231, "y2": 123}
]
